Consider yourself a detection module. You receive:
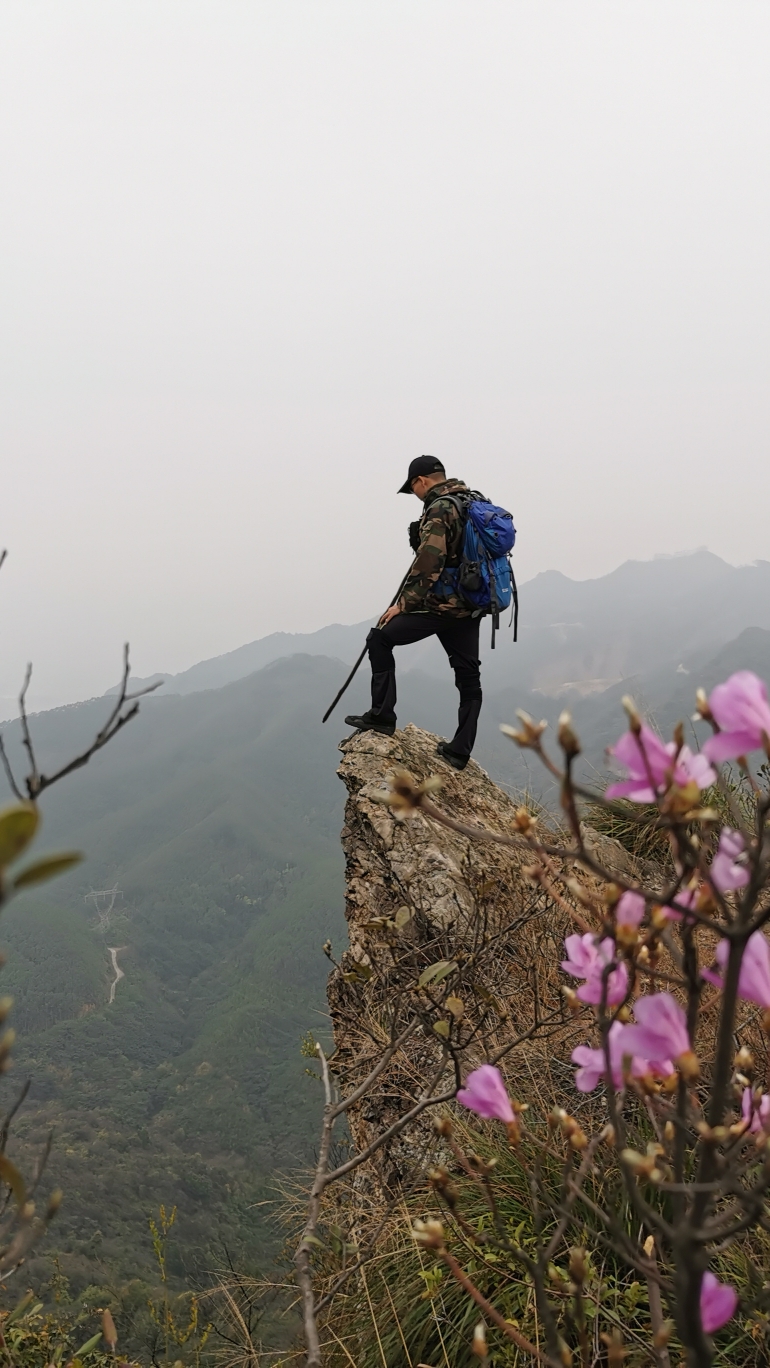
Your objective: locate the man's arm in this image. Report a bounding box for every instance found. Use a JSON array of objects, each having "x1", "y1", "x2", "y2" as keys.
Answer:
[{"x1": 397, "y1": 504, "x2": 449, "y2": 613}]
